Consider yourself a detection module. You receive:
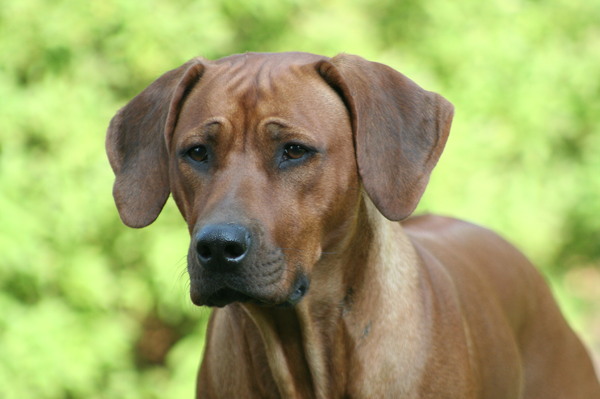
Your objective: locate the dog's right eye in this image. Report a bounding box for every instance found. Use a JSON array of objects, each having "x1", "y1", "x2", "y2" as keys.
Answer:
[
  {"x1": 283, "y1": 144, "x2": 307, "y2": 160},
  {"x1": 186, "y1": 145, "x2": 208, "y2": 163}
]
